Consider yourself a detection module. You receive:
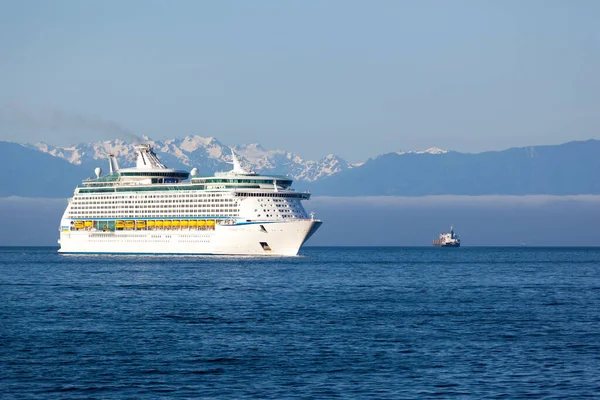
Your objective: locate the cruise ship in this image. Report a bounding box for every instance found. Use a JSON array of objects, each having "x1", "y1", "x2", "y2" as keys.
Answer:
[{"x1": 58, "y1": 144, "x2": 322, "y2": 255}]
